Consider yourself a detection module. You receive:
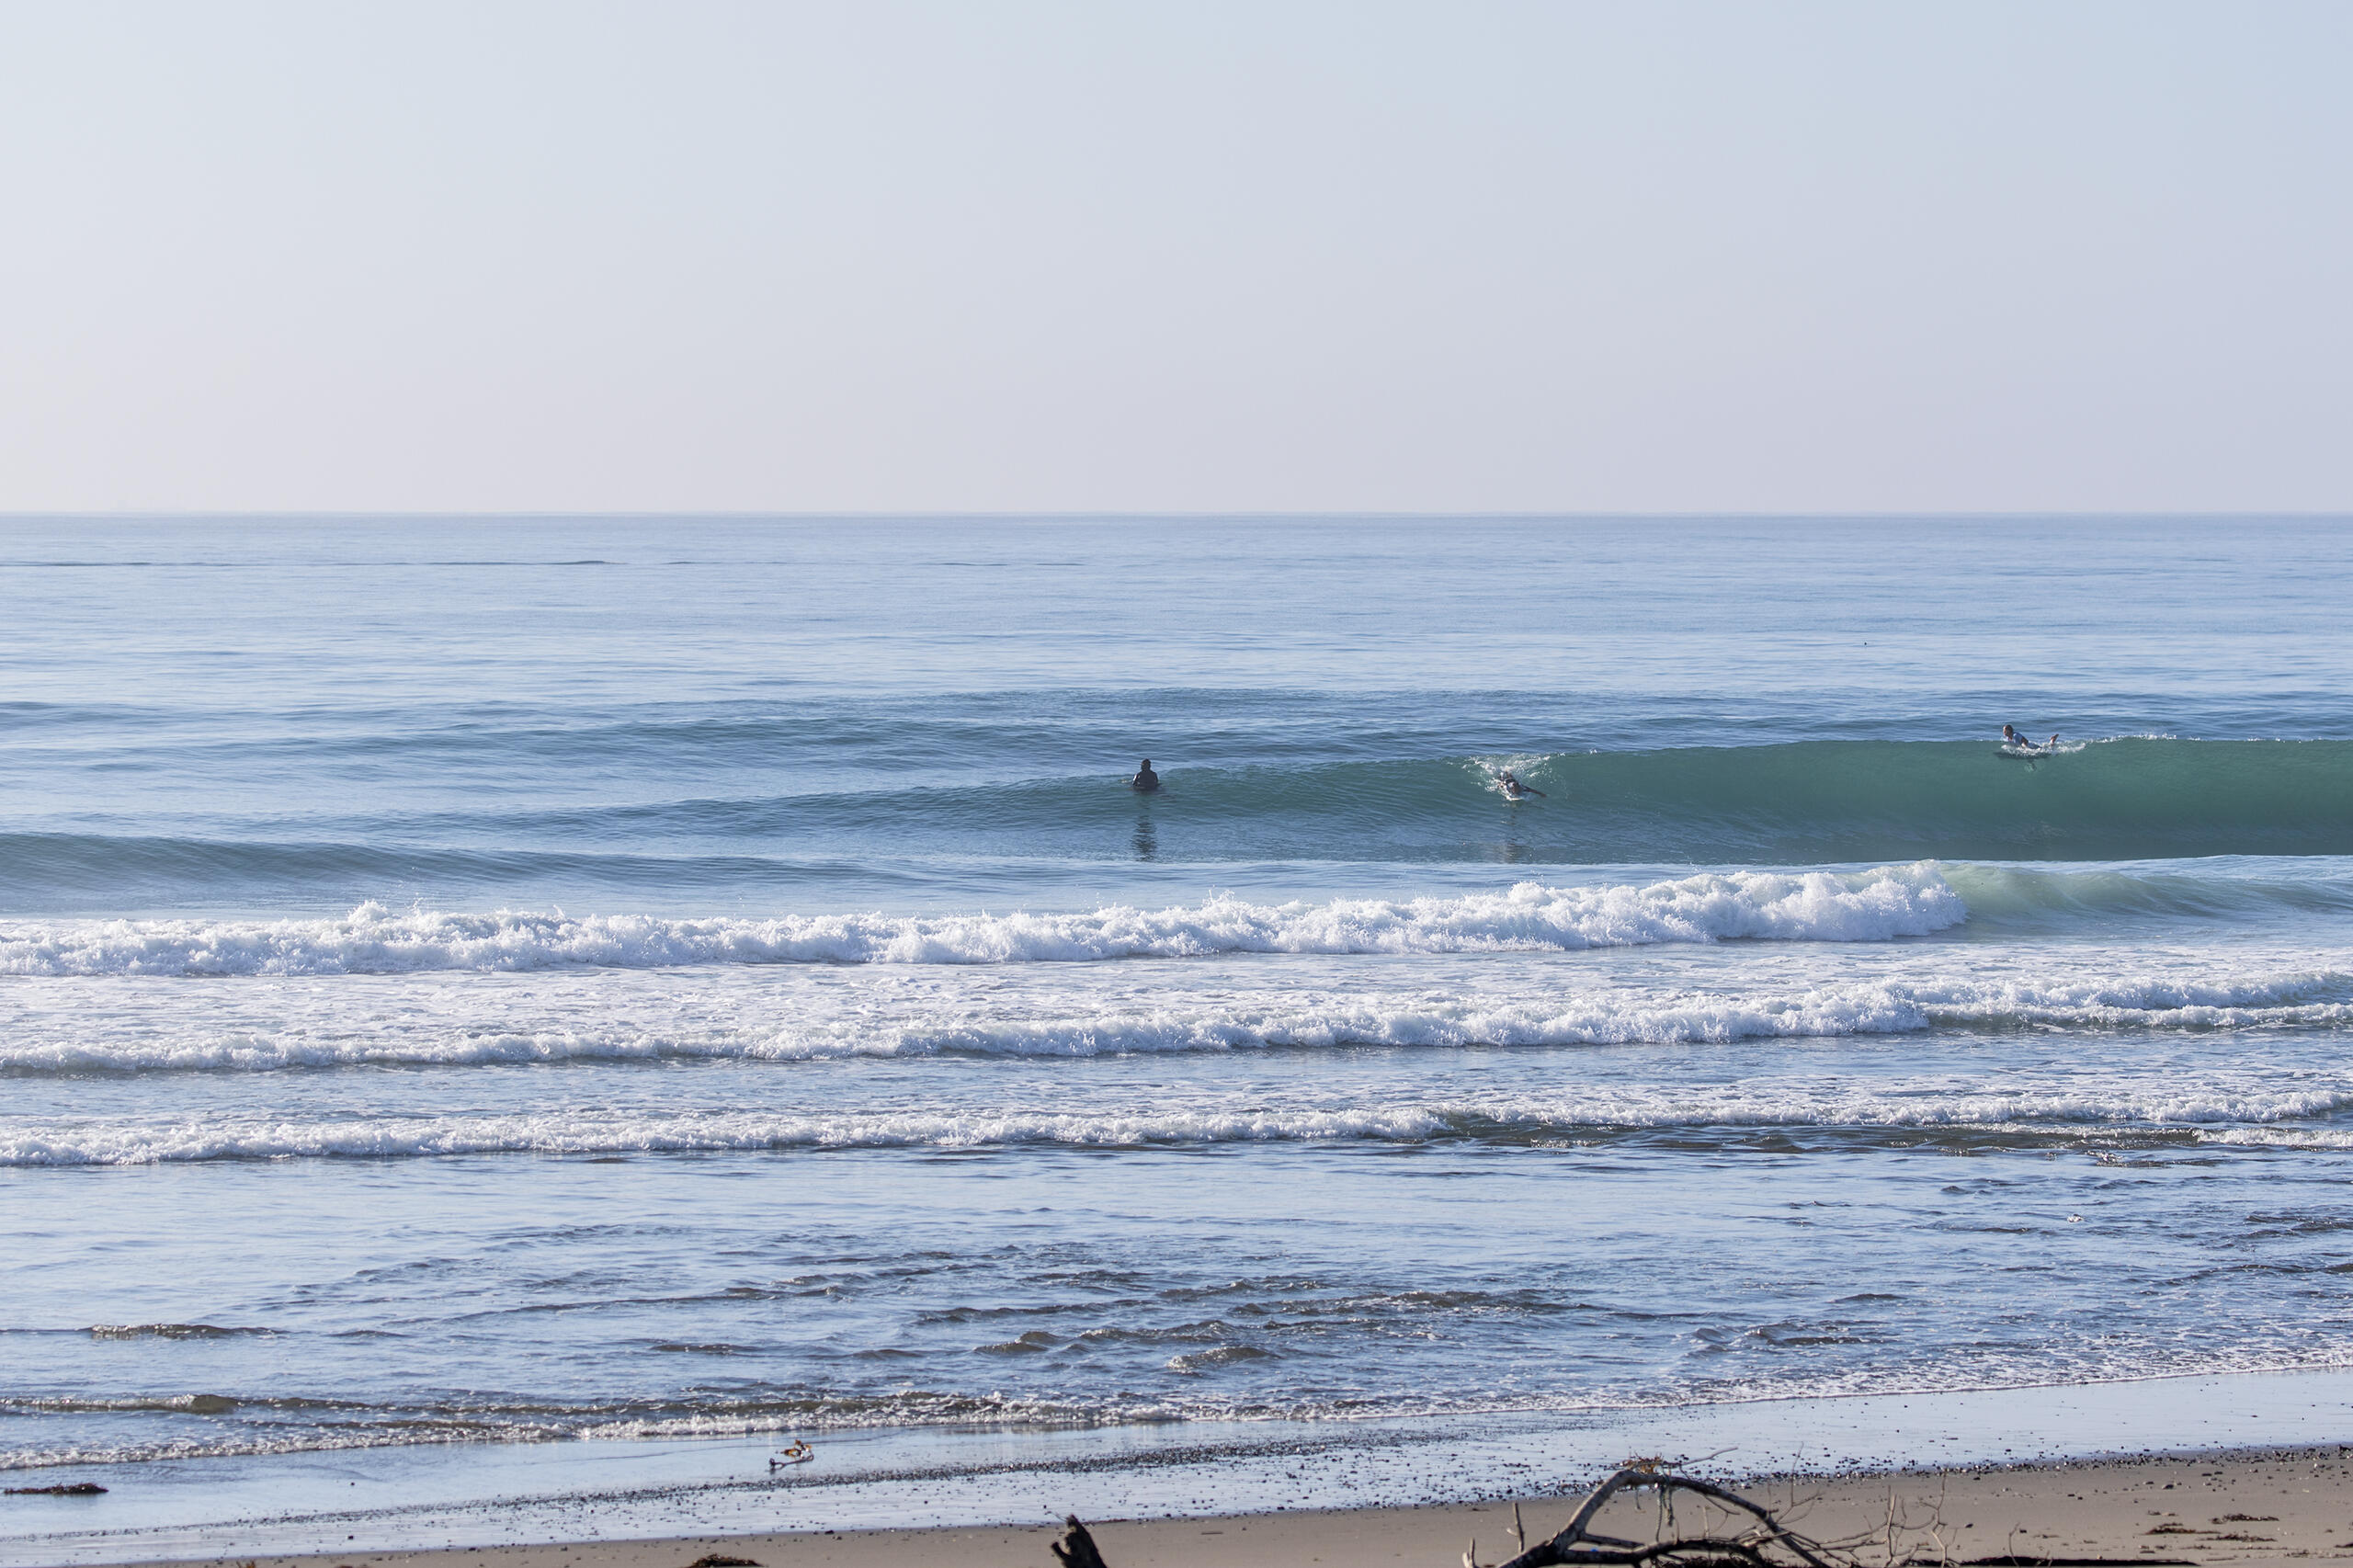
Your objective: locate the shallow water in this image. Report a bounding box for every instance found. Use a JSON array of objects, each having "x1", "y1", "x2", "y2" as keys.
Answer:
[{"x1": 3, "y1": 516, "x2": 2350, "y2": 1520}]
